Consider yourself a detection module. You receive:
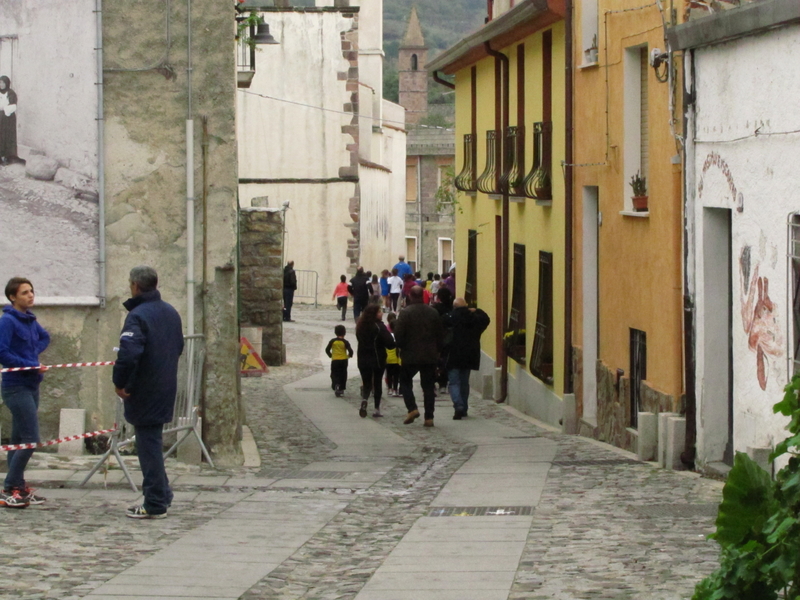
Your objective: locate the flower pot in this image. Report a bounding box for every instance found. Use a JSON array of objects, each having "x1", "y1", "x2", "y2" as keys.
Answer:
[
  {"x1": 584, "y1": 48, "x2": 598, "y2": 64},
  {"x1": 632, "y1": 195, "x2": 648, "y2": 212}
]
